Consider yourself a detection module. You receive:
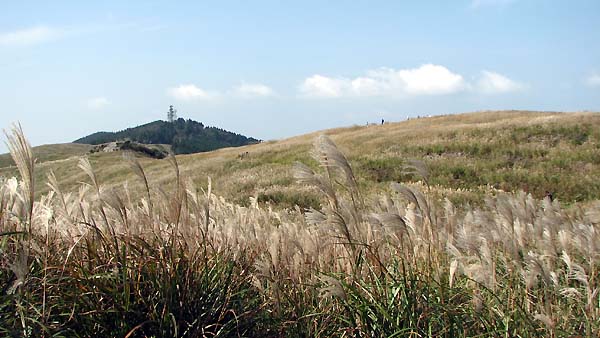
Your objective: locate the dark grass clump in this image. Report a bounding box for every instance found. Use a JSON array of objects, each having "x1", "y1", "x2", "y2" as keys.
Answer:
[{"x1": 0, "y1": 226, "x2": 273, "y2": 337}]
